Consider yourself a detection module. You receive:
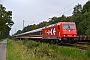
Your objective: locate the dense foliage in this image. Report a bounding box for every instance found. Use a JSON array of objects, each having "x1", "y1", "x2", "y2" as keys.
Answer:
[
  {"x1": 15, "y1": 1, "x2": 90, "y2": 35},
  {"x1": 0, "y1": 4, "x2": 14, "y2": 39},
  {"x1": 7, "y1": 39, "x2": 90, "y2": 60}
]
